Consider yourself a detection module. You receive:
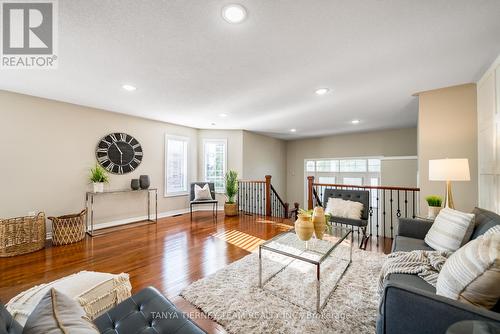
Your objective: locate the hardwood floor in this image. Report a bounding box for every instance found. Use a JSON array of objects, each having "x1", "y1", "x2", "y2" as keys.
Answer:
[{"x1": 0, "y1": 211, "x2": 392, "y2": 333}]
